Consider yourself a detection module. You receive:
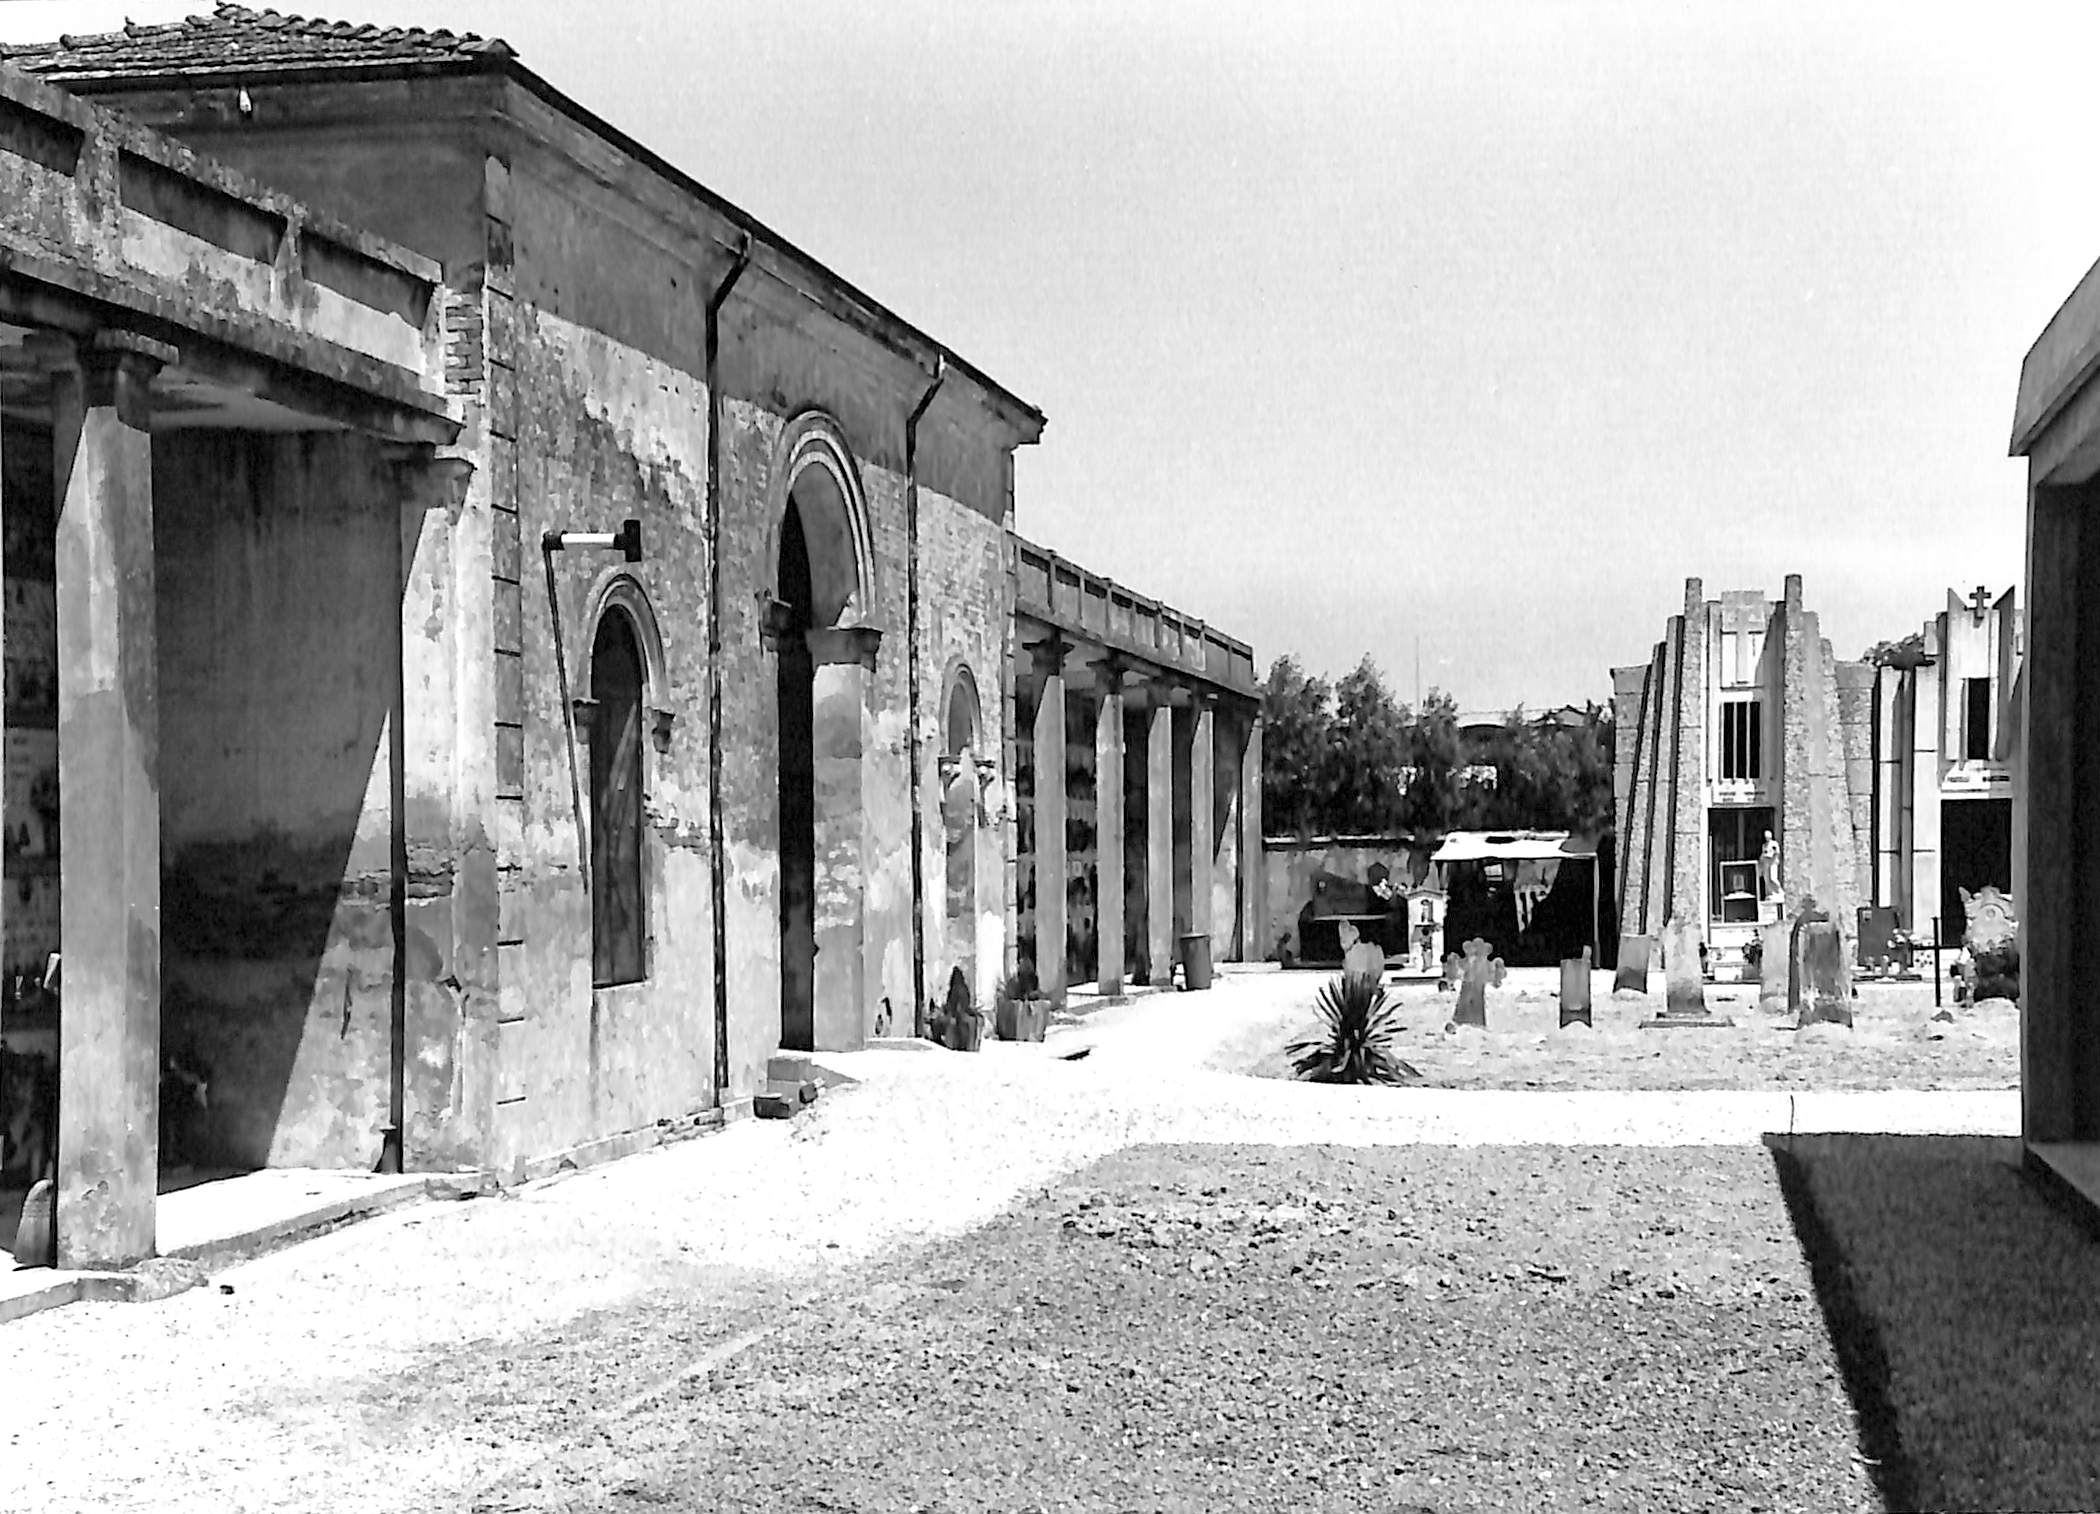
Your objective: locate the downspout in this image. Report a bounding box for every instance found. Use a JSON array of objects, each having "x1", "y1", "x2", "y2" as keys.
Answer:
[
  {"x1": 905, "y1": 357, "x2": 947, "y2": 1038},
  {"x1": 705, "y1": 234, "x2": 752, "y2": 1101}
]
